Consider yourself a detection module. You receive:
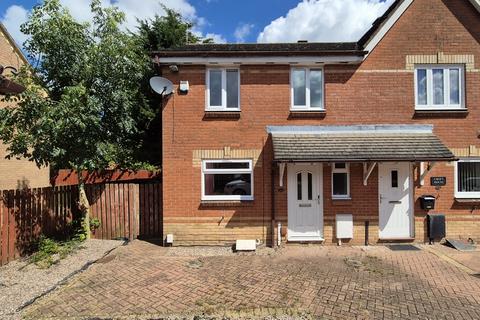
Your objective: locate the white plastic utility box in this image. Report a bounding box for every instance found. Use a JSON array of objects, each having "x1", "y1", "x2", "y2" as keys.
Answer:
[
  {"x1": 336, "y1": 214, "x2": 353, "y2": 241},
  {"x1": 235, "y1": 239, "x2": 256, "y2": 251}
]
